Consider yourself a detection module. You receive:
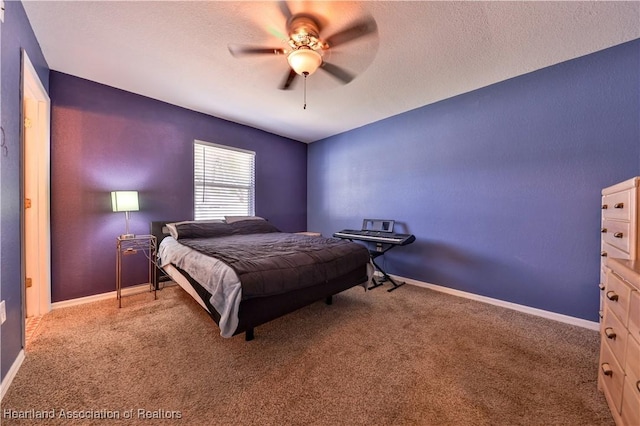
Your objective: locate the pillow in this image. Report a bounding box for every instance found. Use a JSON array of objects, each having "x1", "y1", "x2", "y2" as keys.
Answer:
[
  {"x1": 224, "y1": 216, "x2": 265, "y2": 224},
  {"x1": 166, "y1": 220, "x2": 224, "y2": 238},
  {"x1": 229, "y1": 219, "x2": 281, "y2": 235},
  {"x1": 166, "y1": 220, "x2": 232, "y2": 240}
]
